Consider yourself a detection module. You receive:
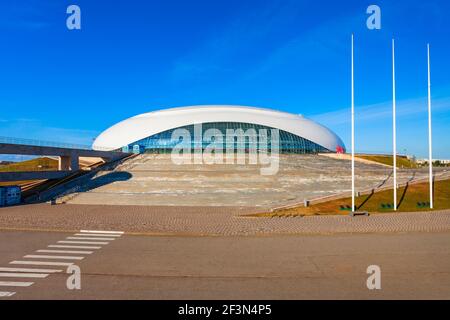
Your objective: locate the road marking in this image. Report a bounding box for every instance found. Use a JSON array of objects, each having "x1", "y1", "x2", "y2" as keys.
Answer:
[
  {"x1": 67, "y1": 237, "x2": 115, "y2": 241},
  {"x1": 80, "y1": 230, "x2": 124, "y2": 234},
  {"x1": 74, "y1": 233, "x2": 121, "y2": 237},
  {"x1": 24, "y1": 255, "x2": 84, "y2": 260},
  {"x1": 37, "y1": 249, "x2": 92, "y2": 255},
  {"x1": 0, "y1": 281, "x2": 34, "y2": 287},
  {"x1": 10, "y1": 261, "x2": 74, "y2": 267},
  {"x1": 58, "y1": 240, "x2": 108, "y2": 245},
  {"x1": 48, "y1": 245, "x2": 101, "y2": 249},
  {"x1": 1, "y1": 230, "x2": 124, "y2": 298},
  {"x1": 0, "y1": 267, "x2": 62, "y2": 273},
  {"x1": 0, "y1": 273, "x2": 48, "y2": 278},
  {"x1": 0, "y1": 291, "x2": 16, "y2": 297}
]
